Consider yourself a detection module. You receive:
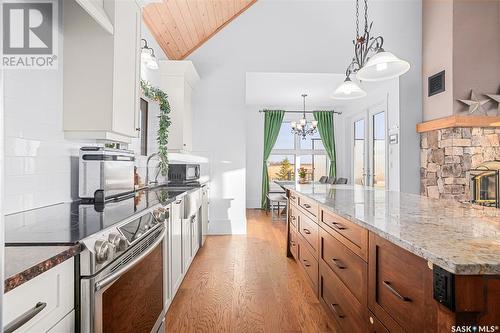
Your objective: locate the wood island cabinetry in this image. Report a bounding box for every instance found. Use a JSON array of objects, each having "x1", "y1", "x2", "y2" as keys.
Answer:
[{"x1": 285, "y1": 189, "x2": 500, "y2": 333}]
